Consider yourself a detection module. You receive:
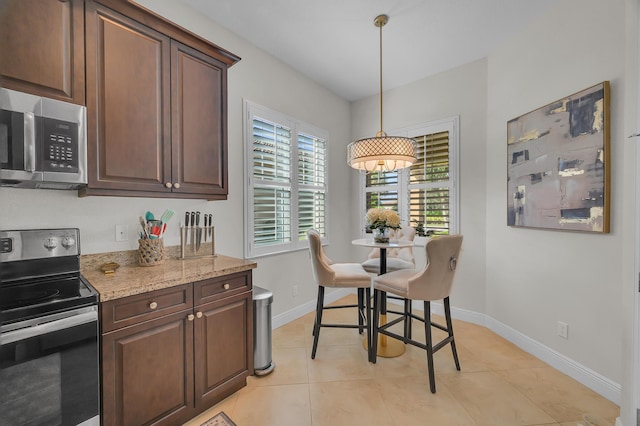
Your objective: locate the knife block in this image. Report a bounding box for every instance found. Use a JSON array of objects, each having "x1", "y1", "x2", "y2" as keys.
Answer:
[{"x1": 179, "y1": 225, "x2": 216, "y2": 259}]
